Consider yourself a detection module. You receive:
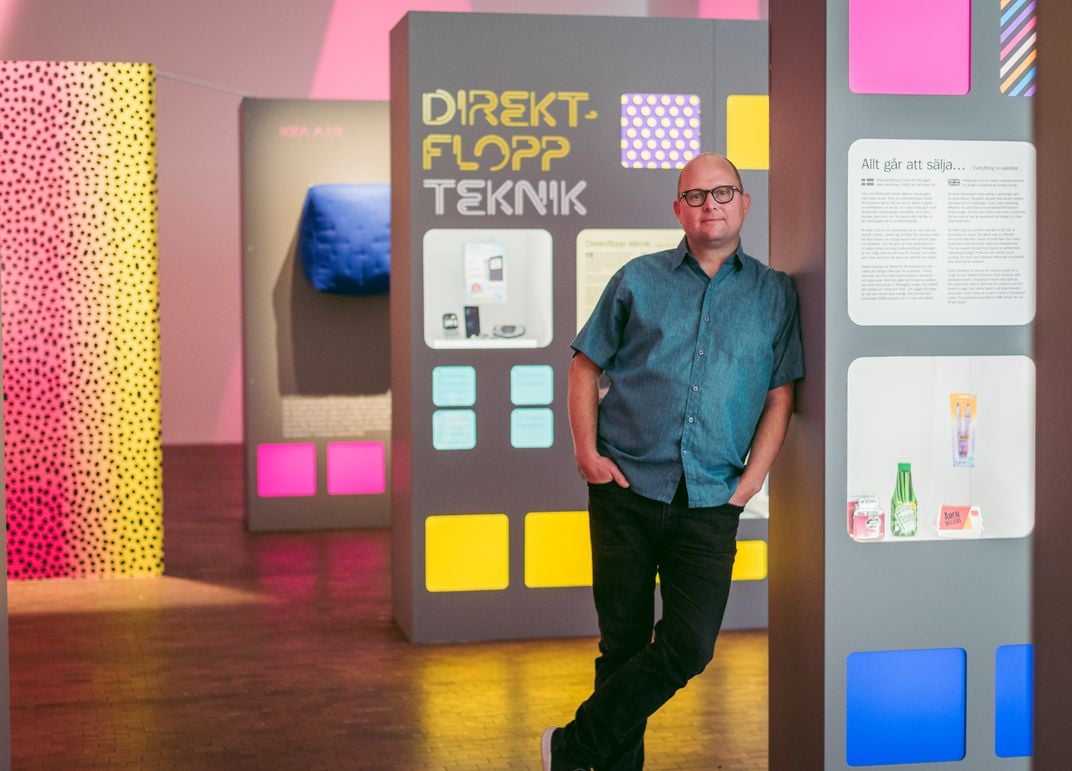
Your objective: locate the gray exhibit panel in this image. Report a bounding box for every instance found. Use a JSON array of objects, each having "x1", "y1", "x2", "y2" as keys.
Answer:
[
  {"x1": 391, "y1": 12, "x2": 771, "y2": 643},
  {"x1": 241, "y1": 100, "x2": 392, "y2": 532},
  {"x1": 773, "y1": 1, "x2": 1034, "y2": 768}
]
